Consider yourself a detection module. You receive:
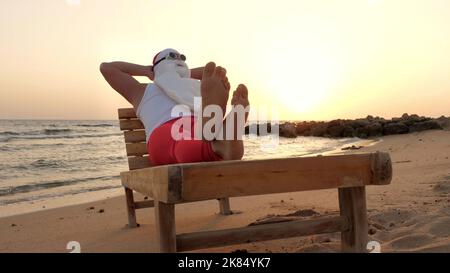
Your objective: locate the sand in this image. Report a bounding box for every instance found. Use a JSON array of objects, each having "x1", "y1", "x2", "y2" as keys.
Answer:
[{"x1": 0, "y1": 130, "x2": 449, "y2": 253}]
